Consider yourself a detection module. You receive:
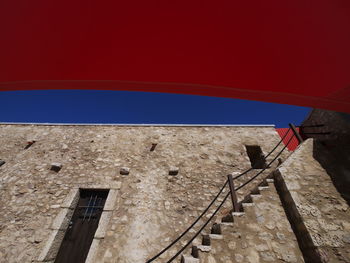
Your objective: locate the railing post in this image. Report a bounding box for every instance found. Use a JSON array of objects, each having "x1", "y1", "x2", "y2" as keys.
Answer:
[
  {"x1": 289, "y1": 123, "x2": 304, "y2": 144},
  {"x1": 227, "y1": 174, "x2": 239, "y2": 212}
]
